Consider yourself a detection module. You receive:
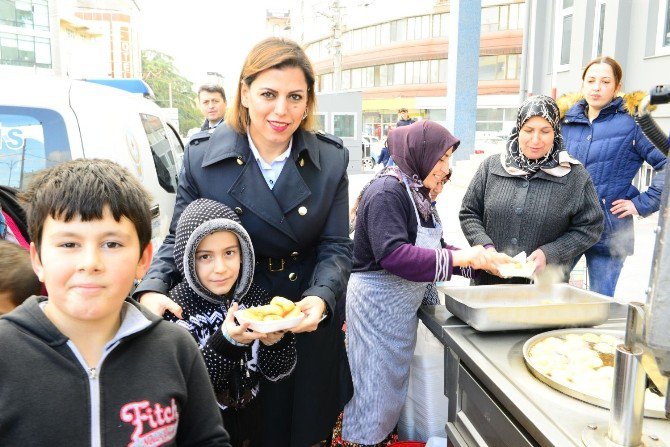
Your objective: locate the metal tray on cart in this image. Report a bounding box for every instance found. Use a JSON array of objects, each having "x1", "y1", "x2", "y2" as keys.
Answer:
[
  {"x1": 438, "y1": 283, "x2": 610, "y2": 331},
  {"x1": 523, "y1": 328, "x2": 667, "y2": 418}
]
